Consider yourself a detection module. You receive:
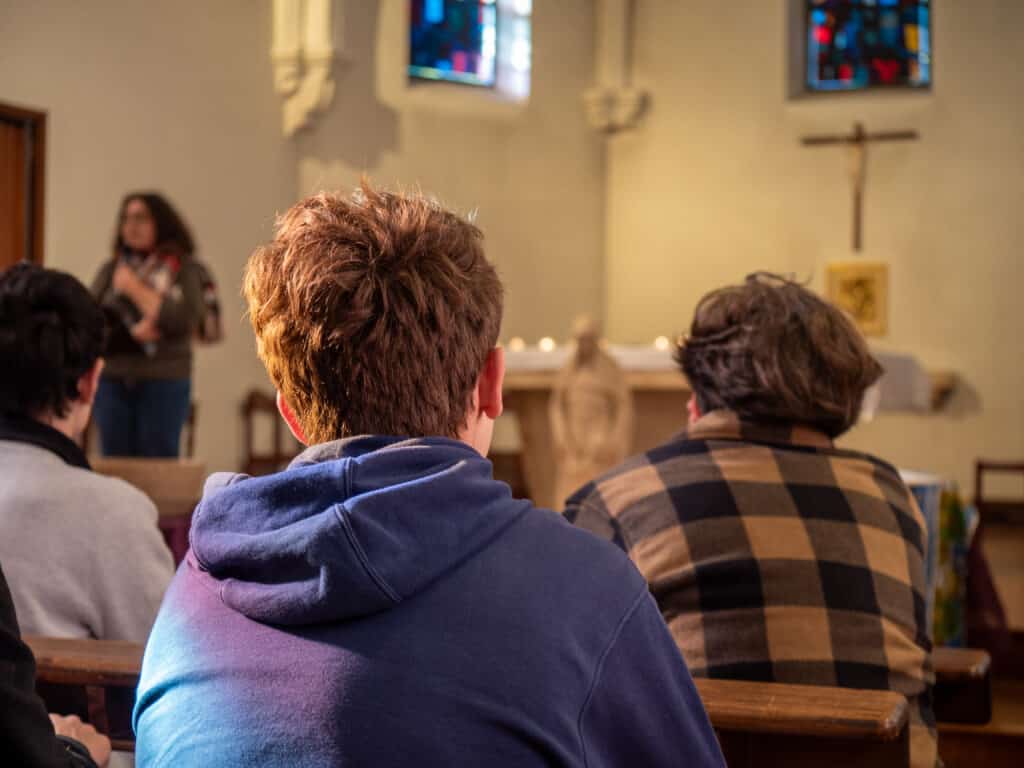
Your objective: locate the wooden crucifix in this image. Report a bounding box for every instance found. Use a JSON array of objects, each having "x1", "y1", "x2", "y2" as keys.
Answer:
[{"x1": 801, "y1": 122, "x2": 919, "y2": 251}]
